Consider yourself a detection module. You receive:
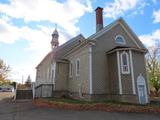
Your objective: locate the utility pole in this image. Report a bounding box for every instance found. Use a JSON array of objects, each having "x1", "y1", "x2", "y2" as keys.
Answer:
[{"x1": 22, "y1": 75, "x2": 24, "y2": 84}]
